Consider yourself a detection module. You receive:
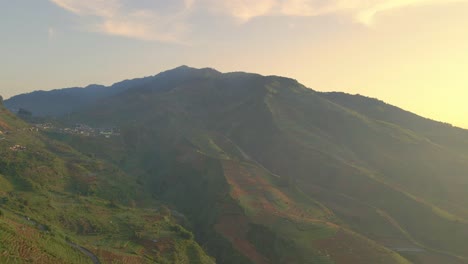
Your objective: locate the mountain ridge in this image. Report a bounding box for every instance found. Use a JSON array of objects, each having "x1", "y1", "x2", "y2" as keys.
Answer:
[{"x1": 6, "y1": 66, "x2": 464, "y2": 131}]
